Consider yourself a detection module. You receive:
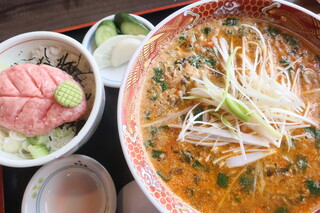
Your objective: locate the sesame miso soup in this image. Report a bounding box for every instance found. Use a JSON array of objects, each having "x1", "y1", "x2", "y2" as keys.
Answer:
[{"x1": 139, "y1": 17, "x2": 320, "y2": 213}]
